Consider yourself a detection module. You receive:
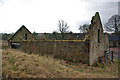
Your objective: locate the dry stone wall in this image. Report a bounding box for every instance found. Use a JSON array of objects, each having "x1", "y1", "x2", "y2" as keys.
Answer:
[{"x1": 20, "y1": 40, "x2": 89, "y2": 64}]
